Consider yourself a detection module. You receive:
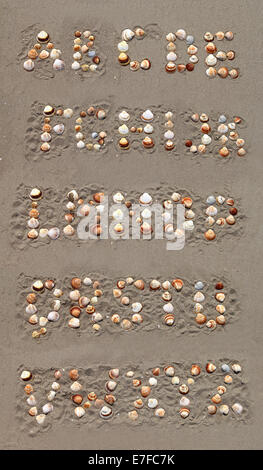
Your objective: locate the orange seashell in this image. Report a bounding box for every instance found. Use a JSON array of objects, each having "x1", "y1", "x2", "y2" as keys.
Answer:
[
  {"x1": 141, "y1": 386, "x2": 151, "y2": 397},
  {"x1": 181, "y1": 197, "x2": 193, "y2": 208},
  {"x1": 134, "y1": 279, "x2": 145, "y2": 290},
  {"x1": 69, "y1": 369, "x2": 79, "y2": 380},
  {"x1": 172, "y1": 278, "x2": 184, "y2": 291},
  {"x1": 204, "y1": 229, "x2": 216, "y2": 241},
  {"x1": 206, "y1": 362, "x2": 216, "y2": 373},
  {"x1": 191, "y1": 364, "x2": 201, "y2": 376},
  {"x1": 72, "y1": 394, "x2": 83, "y2": 405}
]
